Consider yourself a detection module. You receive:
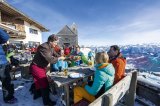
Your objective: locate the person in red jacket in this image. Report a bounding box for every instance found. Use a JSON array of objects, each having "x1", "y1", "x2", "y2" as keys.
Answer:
[
  {"x1": 64, "y1": 46, "x2": 70, "y2": 56},
  {"x1": 108, "y1": 45, "x2": 126, "y2": 84}
]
